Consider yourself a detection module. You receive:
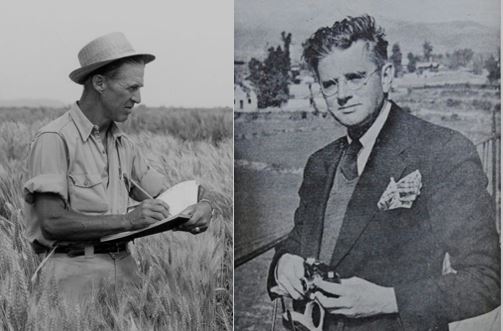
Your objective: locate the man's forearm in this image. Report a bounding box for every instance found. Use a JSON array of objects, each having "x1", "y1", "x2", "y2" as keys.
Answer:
[
  {"x1": 35, "y1": 193, "x2": 132, "y2": 242},
  {"x1": 42, "y1": 210, "x2": 131, "y2": 242}
]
